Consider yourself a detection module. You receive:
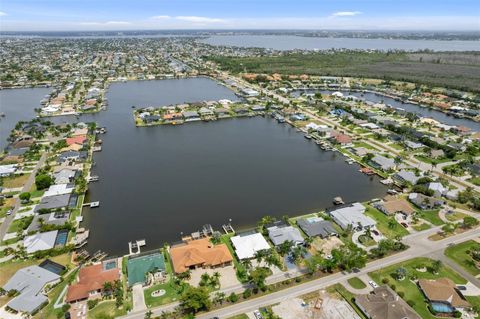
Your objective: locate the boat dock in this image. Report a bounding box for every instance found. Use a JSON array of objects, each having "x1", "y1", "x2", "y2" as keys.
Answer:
[
  {"x1": 222, "y1": 223, "x2": 235, "y2": 234},
  {"x1": 83, "y1": 201, "x2": 100, "y2": 208},
  {"x1": 128, "y1": 239, "x2": 146, "y2": 255}
]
